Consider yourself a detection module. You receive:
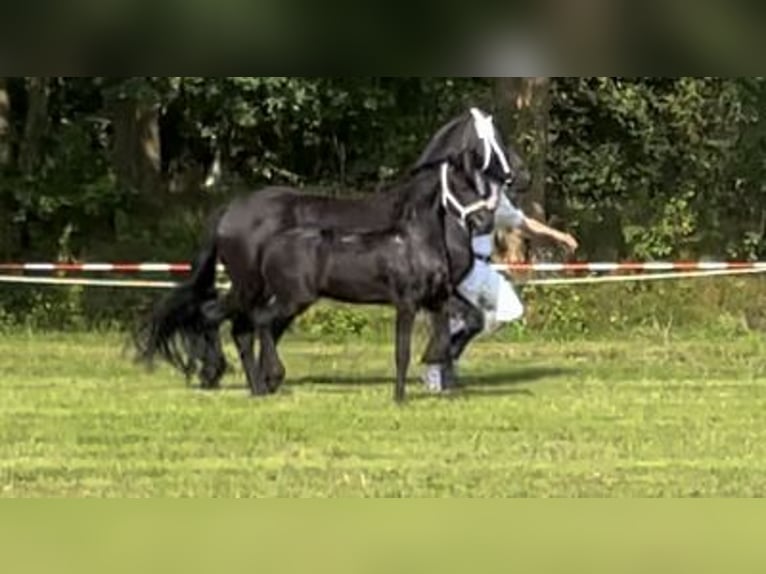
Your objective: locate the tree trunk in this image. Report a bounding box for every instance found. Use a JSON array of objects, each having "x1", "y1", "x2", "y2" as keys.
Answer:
[
  {"x1": 0, "y1": 78, "x2": 10, "y2": 169},
  {"x1": 96, "y1": 93, "x2": 163, "y2": 251},
  {"x1": 0, "y1": 78, "x2": 12, "y2": 258},
  {"x1": 18, "y1": 76, "x2": 50, "y2": 175},
  {"x1": 9, "y1": 77, "x2": 52, "y2": 257},
  {"x1": 110, "y1": 97, "x2": 162, "y2": 196},
  {"x1": 494, "y1": 77, "x2": 551, "y2": 262}
]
